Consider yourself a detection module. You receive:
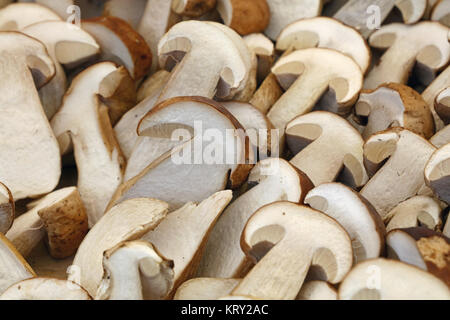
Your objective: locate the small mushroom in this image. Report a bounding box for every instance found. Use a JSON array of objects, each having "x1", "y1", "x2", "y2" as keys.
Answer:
[
  {"x1": 0, "y1": 182, "x2": 14, "y2": 234},
  {"x1": 175, "y1": 278, "x2": 240, "y2": 300},
  {"x1": 423, "y1": 65, "x2": 450, "y2": 131},
  {"x1": 386, "y1": 227, "x2": 450, "y2": 286},
  {"x1": 70, "y1": 198, "x2": 169, "y2": 297},
  {"x1": 0, "y1": 3, "x2": 61, "y2": 31},
  {"x1": 6, "y1": 187, "x2": 88, "y2": 259},
  {"x1": 243, "y1": 33, "x2": 274, "y2": 83},
  {"x1": 305, "y1": 183, "x2": 385, "y2": 262},
  {"x1": 432, "y1": 0, "x2": 450, "y2": 27},
  {"x1": 297, "y1": 281, "x2": 337, "y2": 300},
  {"x1": 96, "y1": 241, "x2": 175, "y2": 300},
  {"x1": 339, "y1": 258, "x2": 450, "y2": 300},
  {"x1": 226, "y1": 202, "x2": 353, "y2": 300},
  {"x1": 198, "y1": 159, "x2": 313, "y2": 279},
  {"x1": 286, "y1": 111, "x2": 368, "y2": 189},
  {"x1": 364, "y1": 22, "x2": 450, "y2": 89},
  {"x1": 0, "y1": 278, "x2": 91, "y2": 300},
  {"x1": 361, "y1": 128, "x2": 436, "y2": 220},
  {"x1": 268, "y1": 48, "x2": 363, "y2": 131},
  {"x1": 355, "y1": 83, "x2": 435, "y2": 140},
  {"x1": 385, "y1": 196, "x2": 443, "y2": 232},
  {"x1": 395, "y1": 0, "x2": 428, "y2": 24},
  {"x1": 172, "y1": 0, "x2": 217, "y2": 18}
]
